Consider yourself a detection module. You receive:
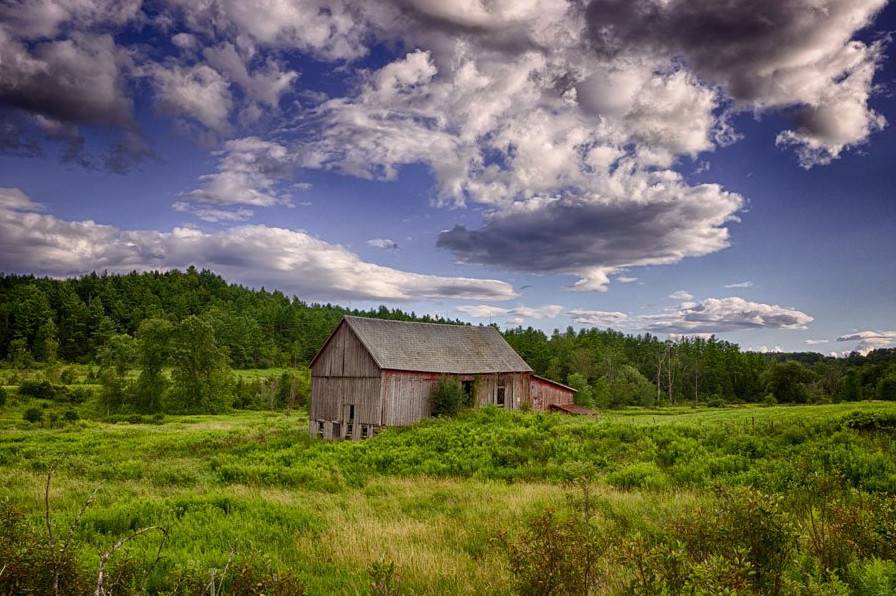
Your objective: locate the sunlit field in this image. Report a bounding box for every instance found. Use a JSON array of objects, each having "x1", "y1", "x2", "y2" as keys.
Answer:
[{"x1": 2, "y1": 390, "x2": 895, "y2": 593}]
